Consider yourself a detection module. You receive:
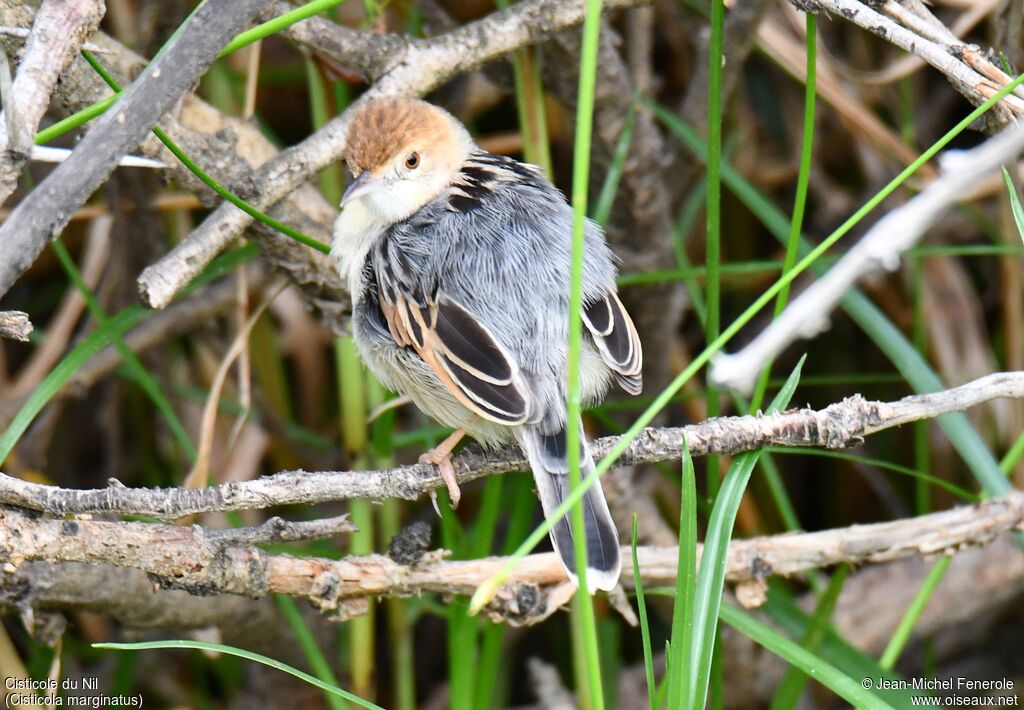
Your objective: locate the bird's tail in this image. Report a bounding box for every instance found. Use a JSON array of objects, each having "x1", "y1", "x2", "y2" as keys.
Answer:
[{"x1": 518, "y1": 419, "x2": 621, "y2": 592}]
